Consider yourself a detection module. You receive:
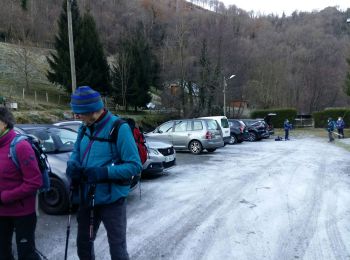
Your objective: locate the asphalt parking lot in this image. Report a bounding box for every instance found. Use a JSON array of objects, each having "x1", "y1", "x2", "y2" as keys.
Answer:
[{"x1": 33, "y1": 136, "x2": 350, "y2": 260}]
